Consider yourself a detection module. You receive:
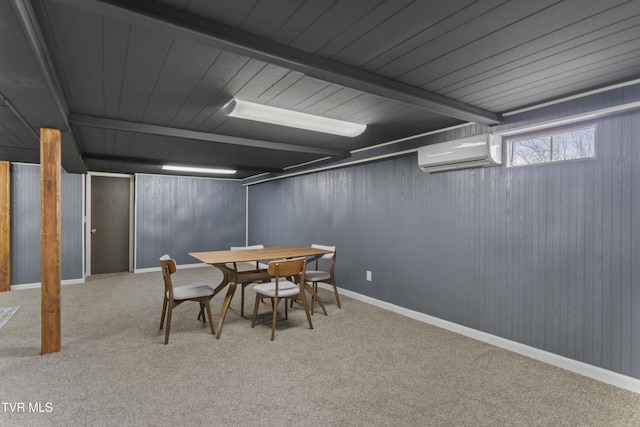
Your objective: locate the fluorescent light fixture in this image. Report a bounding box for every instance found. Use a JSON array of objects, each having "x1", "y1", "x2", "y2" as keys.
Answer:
[
  {"x1": 162, "y1": 165, "x2": 236, "y2": 175},
  {"x1": 223, "y1": 99, "x2": 366, "y2": 137}
]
